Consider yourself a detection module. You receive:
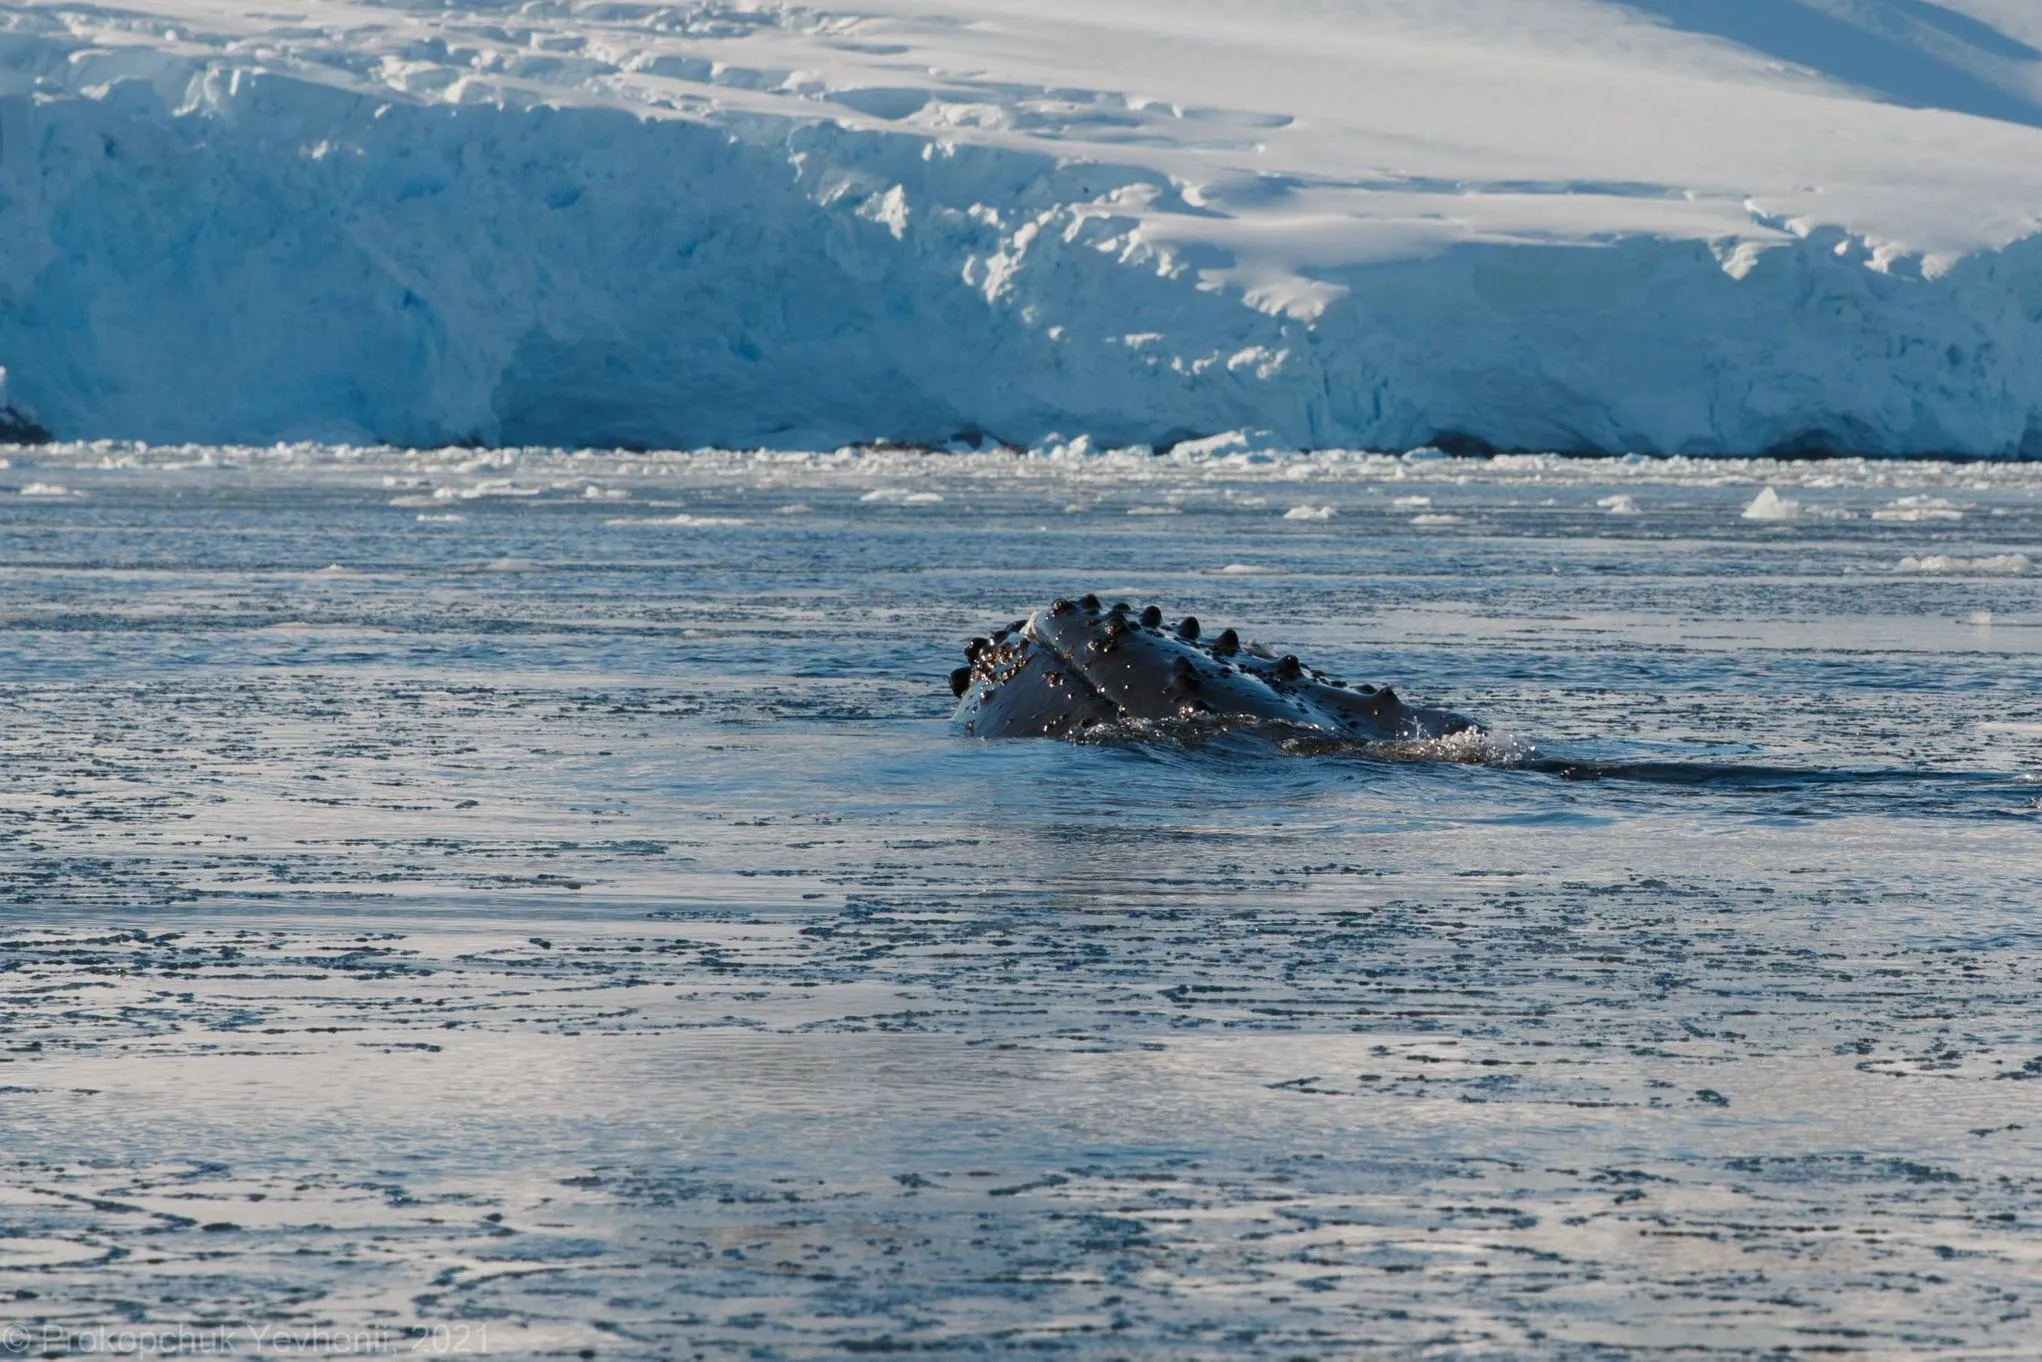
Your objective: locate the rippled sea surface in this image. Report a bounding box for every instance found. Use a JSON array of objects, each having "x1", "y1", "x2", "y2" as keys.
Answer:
[{"x1": 1, "y1": 445, "x2": 2039, "y2": 1358}]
